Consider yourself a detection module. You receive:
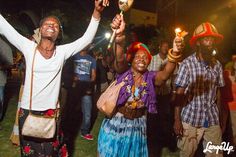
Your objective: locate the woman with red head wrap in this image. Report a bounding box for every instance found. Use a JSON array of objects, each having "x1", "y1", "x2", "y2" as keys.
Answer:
[
  {"x1": 97, "y1": 14, "x2": 184, "y2": 157},
  {"x1": 126, "y1": 42, "x2": 152, "y2": 64}
]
